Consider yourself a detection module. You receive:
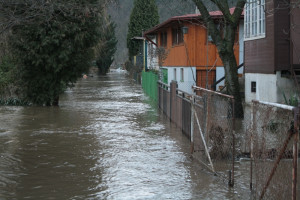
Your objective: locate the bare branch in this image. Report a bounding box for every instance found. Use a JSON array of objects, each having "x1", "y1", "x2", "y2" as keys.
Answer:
[
  {"x1": 192, "y1": 0, "x2": 222, "y2": 47},
  {"x1": 232, "y1": 0, "x2": 246, "y2": 26},
  {"x1": 211, "y1": 0, "x2": 232, "y2": 22}
]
